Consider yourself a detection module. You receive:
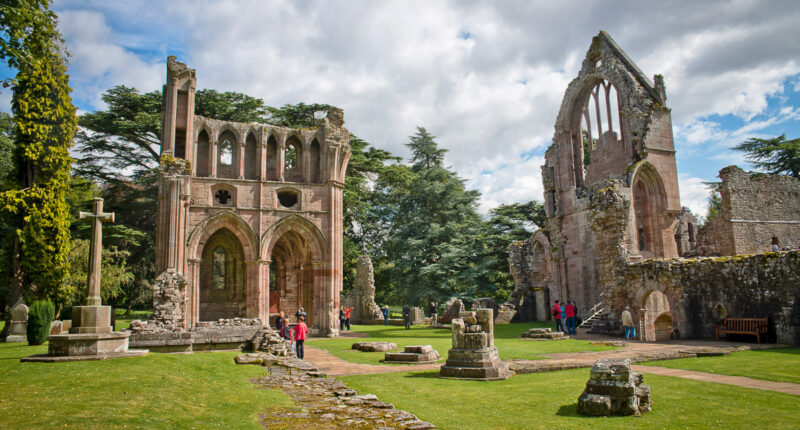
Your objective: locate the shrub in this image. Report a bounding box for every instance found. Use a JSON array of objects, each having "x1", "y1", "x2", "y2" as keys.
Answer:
[{"x1": 27, "y1": 300, "x2": 55, "y2": 345}]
